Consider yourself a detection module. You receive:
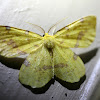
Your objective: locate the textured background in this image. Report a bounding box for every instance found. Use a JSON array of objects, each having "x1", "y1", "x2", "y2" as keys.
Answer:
[{"x1": 0, "y1": 0, "x2": 100, "y2": 100}]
